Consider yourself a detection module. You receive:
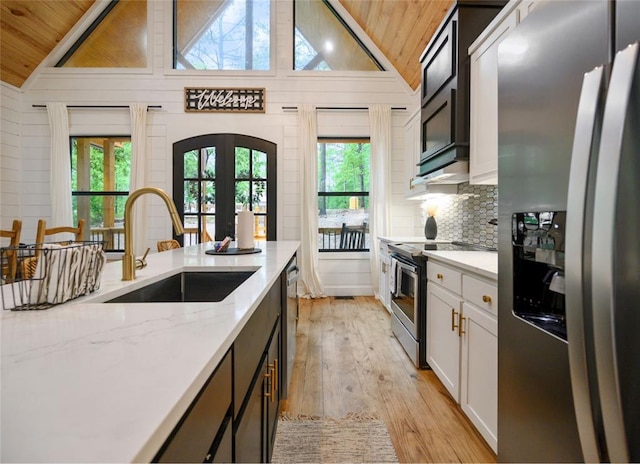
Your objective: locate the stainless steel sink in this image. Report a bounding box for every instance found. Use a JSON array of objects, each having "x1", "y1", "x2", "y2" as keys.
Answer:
[{"x1": 105, "y1": 271, "x2": 256, "y2": 303}]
